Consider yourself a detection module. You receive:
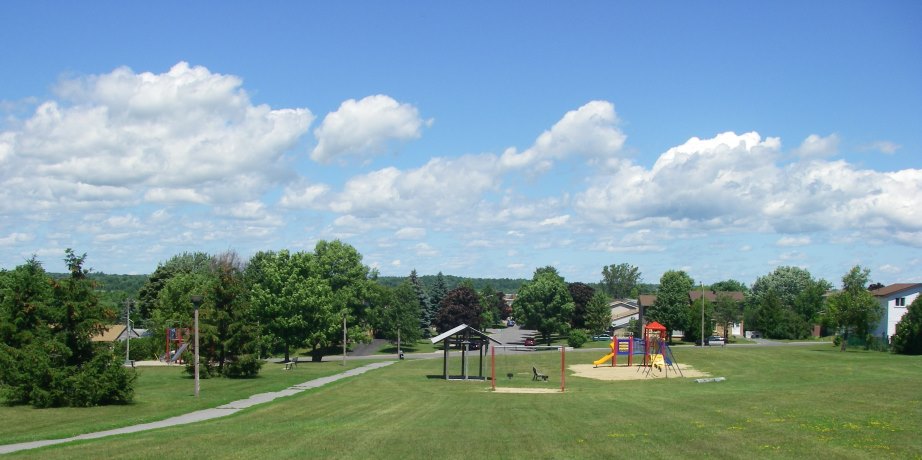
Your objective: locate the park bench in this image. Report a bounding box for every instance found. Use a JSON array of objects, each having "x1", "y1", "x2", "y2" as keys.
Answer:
[
  {"x1": 532, "y1": 366, "x2": 548, "y2": 381},
  {"x1": 284, "y1": 356, "x2": 299, "y2": 370}
]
